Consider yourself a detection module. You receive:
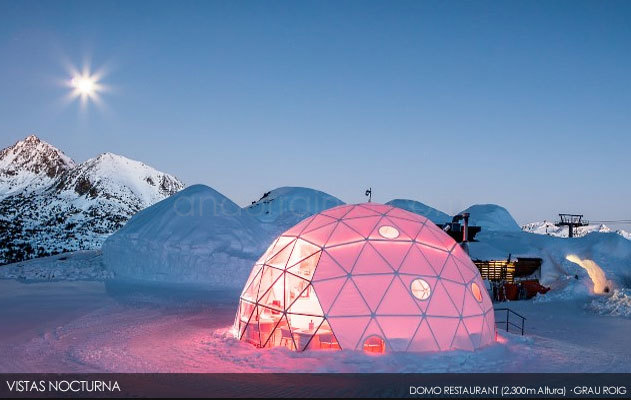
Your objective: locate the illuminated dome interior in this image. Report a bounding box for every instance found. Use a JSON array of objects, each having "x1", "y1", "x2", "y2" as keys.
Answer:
[{"x1": 234, "y1": 203, "x2": 495, "y2": 353}]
